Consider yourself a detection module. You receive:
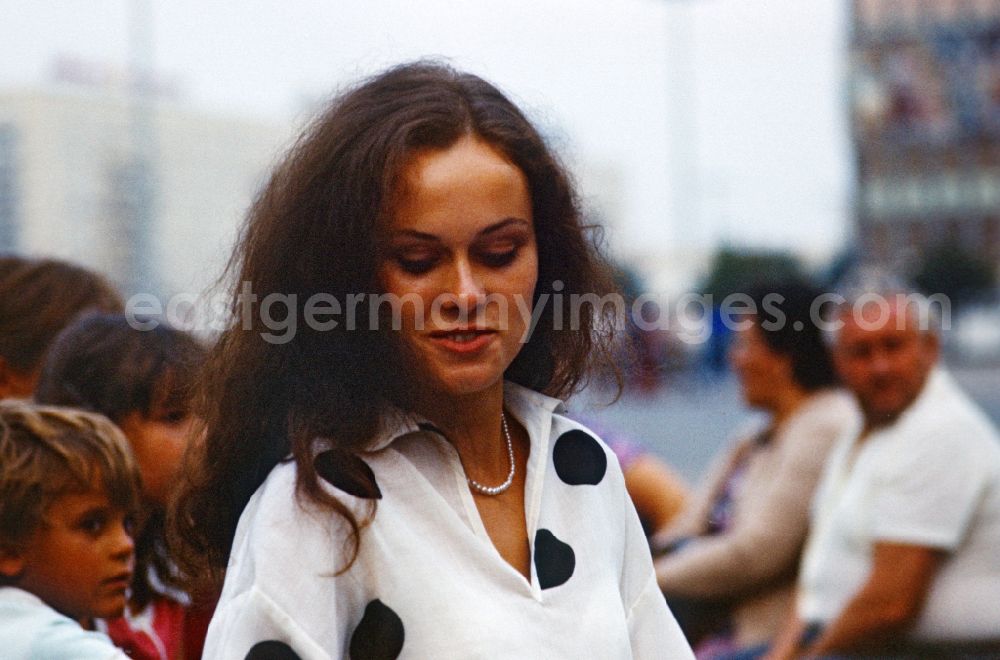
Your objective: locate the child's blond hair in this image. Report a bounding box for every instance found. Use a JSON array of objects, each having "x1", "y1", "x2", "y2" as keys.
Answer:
[{"x1": 0, "y1": 401, "x2": 140, "y2": 555}]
